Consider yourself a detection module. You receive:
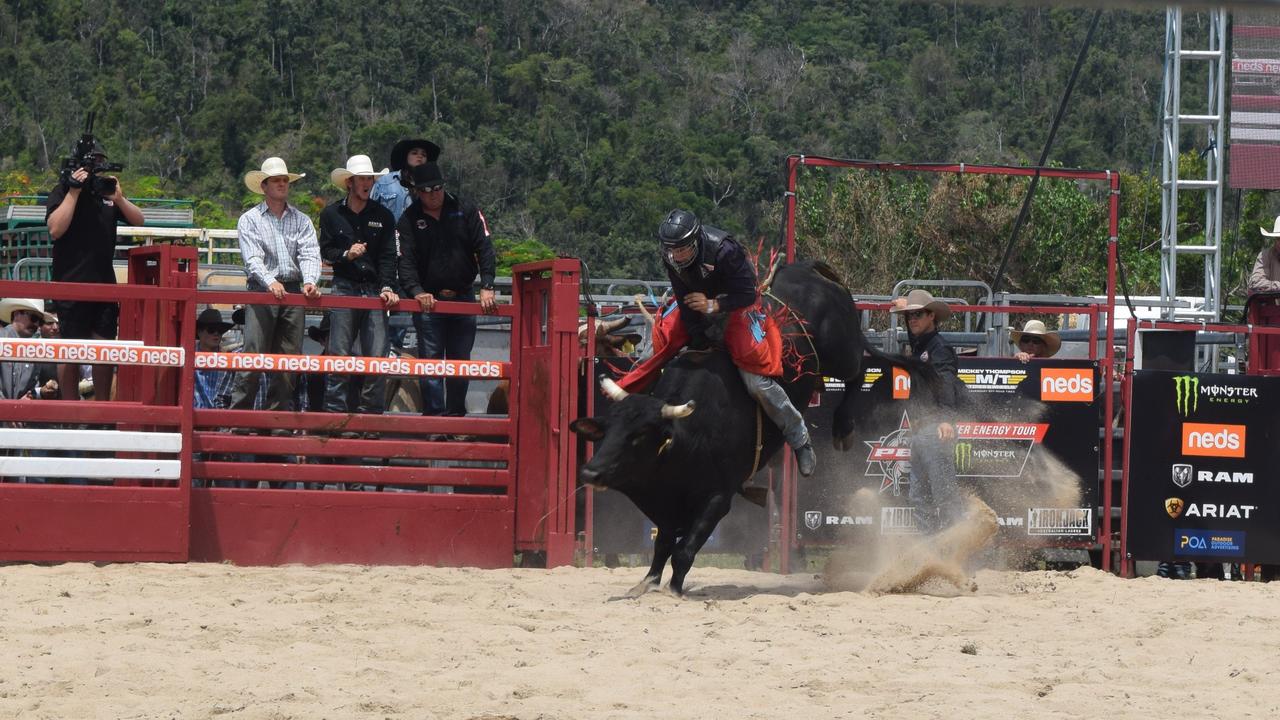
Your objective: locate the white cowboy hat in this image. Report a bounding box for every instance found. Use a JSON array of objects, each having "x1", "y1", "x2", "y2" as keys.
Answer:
[
  {"x1": 0, "y1": 298, "x2": 55, "y2": 324},
  {"x1": 889, "y1": 288, "x2": 952, "y2": 323},
  {"x1": 1010, "y1": 319, "x2": 1062, "y2": 357},
  {"x1": 243, "y1": 157, "x2": 305, "y2": 194},
  {"x1": 1262, "y1": 215, "x2": 1280, "y2": 238},
  {"x1": 330, "y1": 154, "x2": 385, "y2": 190}
]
